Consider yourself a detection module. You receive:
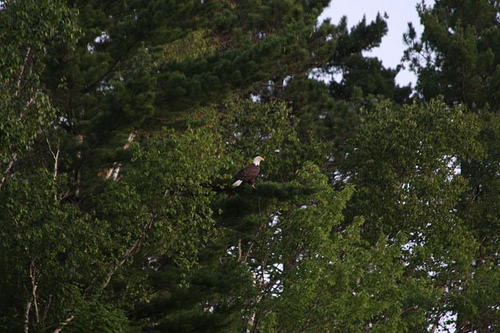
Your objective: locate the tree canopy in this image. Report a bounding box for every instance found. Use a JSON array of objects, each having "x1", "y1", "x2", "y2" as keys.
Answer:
[{"x1": 0, "y1": 0, "x2": 498, "y2": 332}]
